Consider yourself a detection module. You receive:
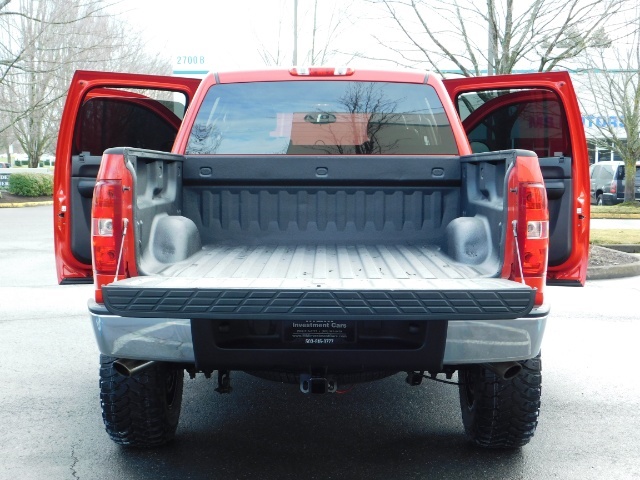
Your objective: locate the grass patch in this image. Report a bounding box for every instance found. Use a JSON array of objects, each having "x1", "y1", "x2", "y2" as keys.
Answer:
[
  {"x1": 591, "y1": 203, "x2": 640, "y2": 219},
  {"x1": 590, "y1": 229, "x2": 640, "y2": 245}
]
